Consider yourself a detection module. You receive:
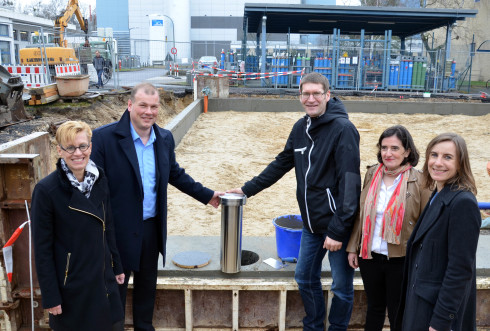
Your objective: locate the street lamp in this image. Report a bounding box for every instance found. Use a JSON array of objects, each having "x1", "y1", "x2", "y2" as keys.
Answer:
[{"x1": 160, "y1": 14, "x2": 175, "y2": 63}]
